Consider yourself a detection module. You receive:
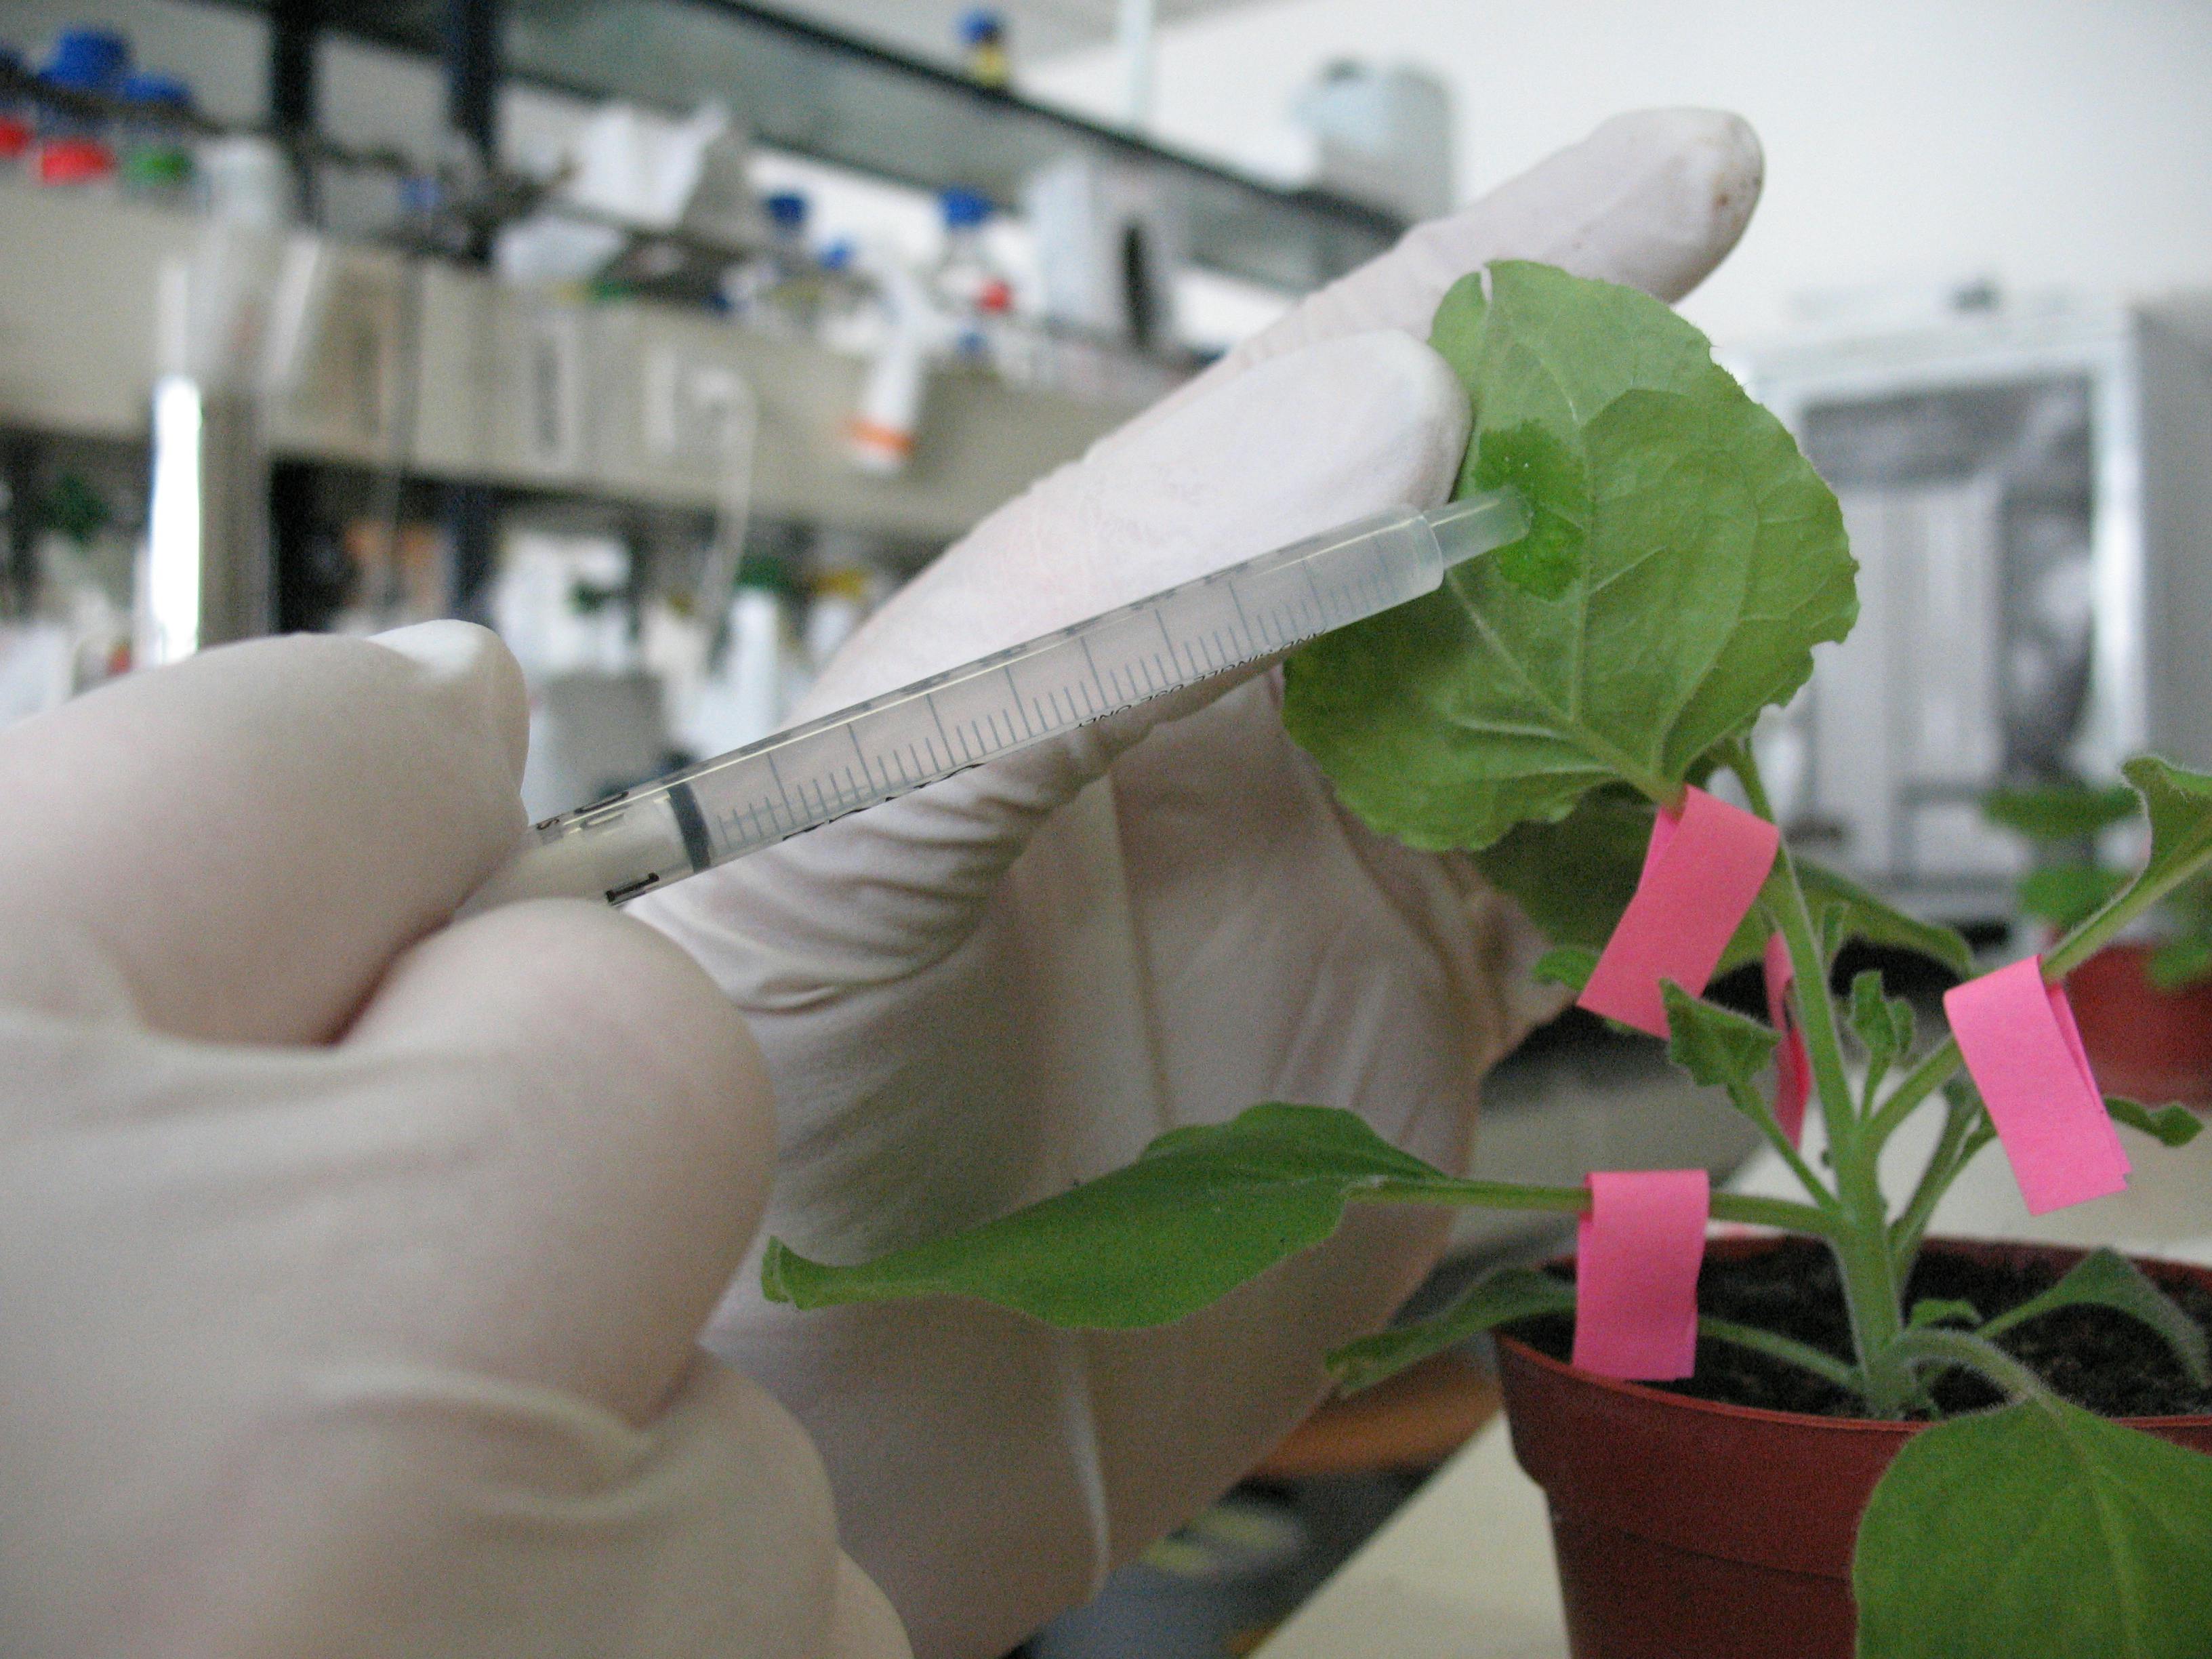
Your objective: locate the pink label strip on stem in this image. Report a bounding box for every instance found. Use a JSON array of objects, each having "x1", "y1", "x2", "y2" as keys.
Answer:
[
  {"x1": 1572, "y1": 1168, "x2": 1711, "y2": 1381},
  {"x1": 1763, "y1": 933, "x2": 1811, "y2": 1147},
  {"x1": 1578, "y1": 786, "x2": 1781, "y2": 1038},
  {"x1": 1944, "y1": 956, "x2": 2130, "y2": 1216}
]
